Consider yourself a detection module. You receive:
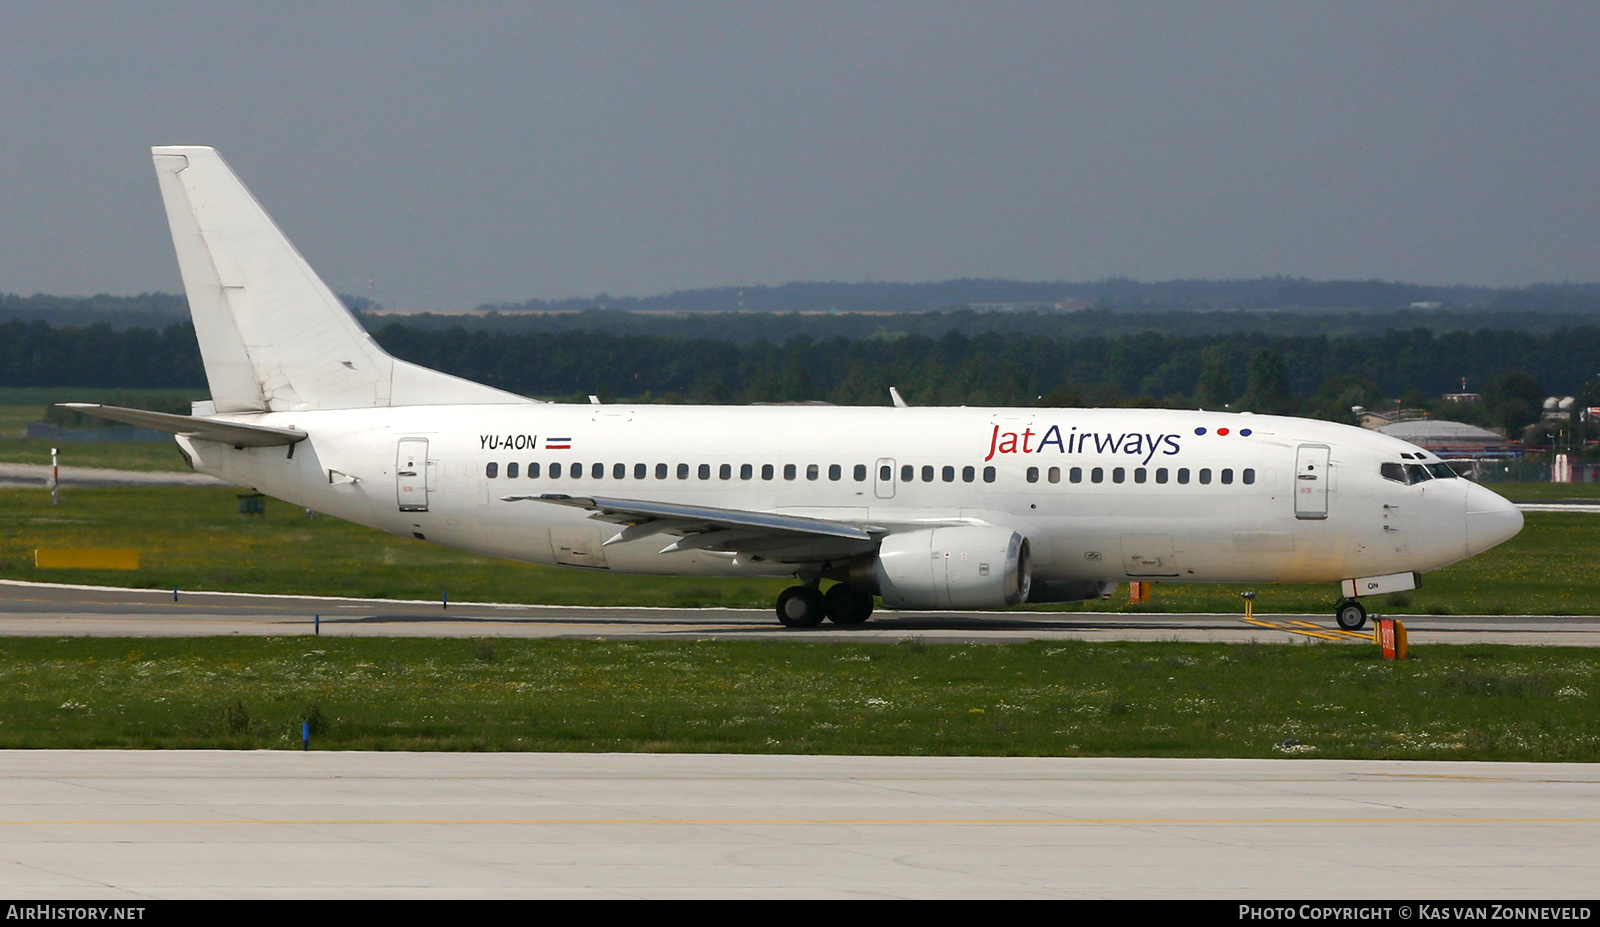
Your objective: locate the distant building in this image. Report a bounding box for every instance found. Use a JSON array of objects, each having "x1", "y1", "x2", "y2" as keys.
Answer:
[
  {"x1": 1353, "y1": 407, "x2": 1431, "y2": 430},
  {"x1": 1373, "y1": 419, "x2": 1520, "y2": 460}
]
